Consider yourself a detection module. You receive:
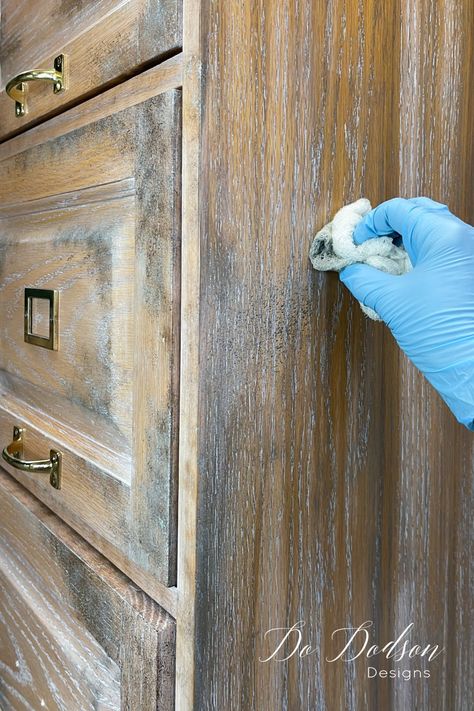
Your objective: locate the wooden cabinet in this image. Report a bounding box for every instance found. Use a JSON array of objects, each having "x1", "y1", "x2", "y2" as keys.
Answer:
[
  {"x1": 0, "y1": 70, "x2": 182, "y2": 590},
  {"x1": 0, "y1": 0, "x2": 182, "y2": 140},
  {"x1": 1, "y1": 1, "x2": 473, "y2": 710},
  {"x1": 0, "y1": 2, "x2": 183, "y2": 709}
]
